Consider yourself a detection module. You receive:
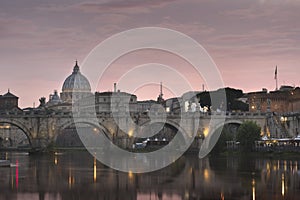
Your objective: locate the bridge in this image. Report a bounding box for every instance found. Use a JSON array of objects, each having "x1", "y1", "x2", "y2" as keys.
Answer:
[{"x1": 0, "y1": 109, "x2": 272, "y2": 151}]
